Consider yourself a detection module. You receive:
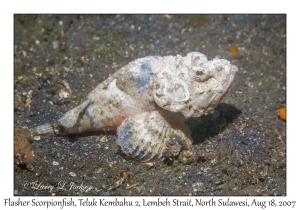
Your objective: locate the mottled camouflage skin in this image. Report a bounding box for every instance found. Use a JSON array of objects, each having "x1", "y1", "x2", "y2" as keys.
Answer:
[{"x1": 32, "y1": 52, "x2": 238, "y2": 162}]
